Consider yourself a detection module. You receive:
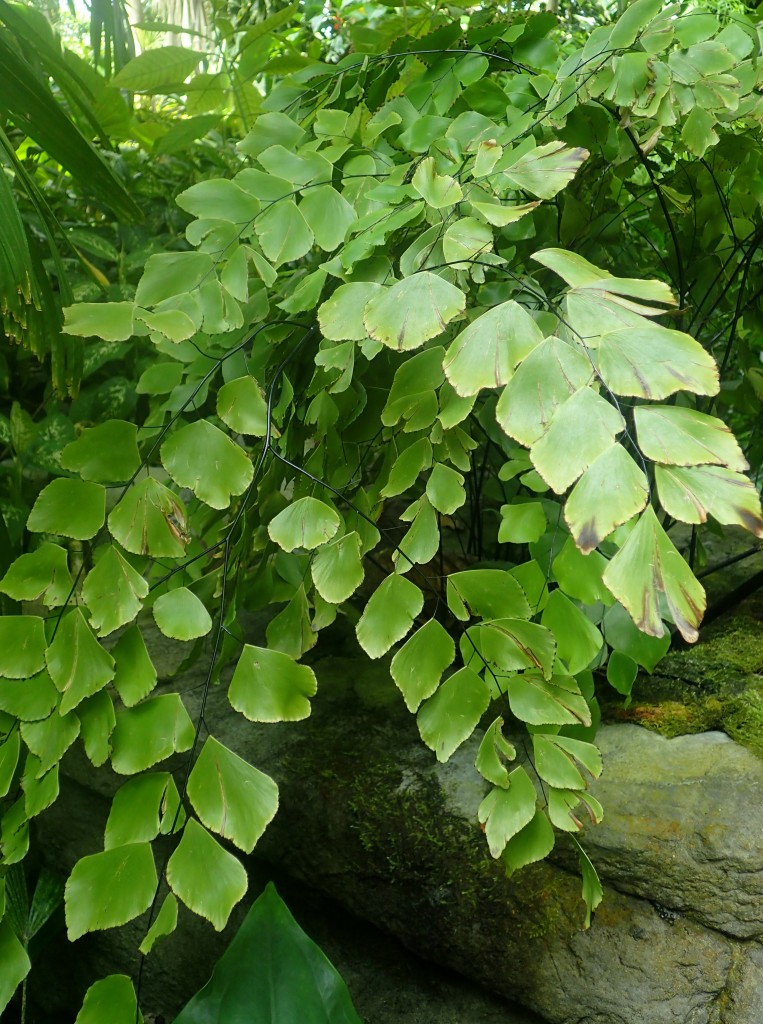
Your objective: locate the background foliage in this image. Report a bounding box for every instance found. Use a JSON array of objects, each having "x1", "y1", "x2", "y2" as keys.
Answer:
[{"x1": 1, "y1": 0, "x2": 763, "y2": 1017}]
